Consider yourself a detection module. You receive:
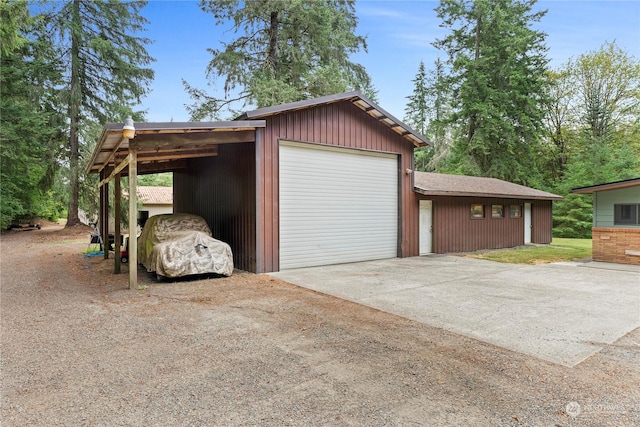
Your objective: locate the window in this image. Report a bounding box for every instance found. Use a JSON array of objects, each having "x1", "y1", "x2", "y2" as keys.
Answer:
[
  {"x1": 470, "y1": 204, "x2": 485, "y2": 219},
  {"x1": 492, "y1": 205, "x2": 505, "y2": 218},
  {"x1": 614, "y1": 204, "x2": 639, "y2": 225},
  {"x1": 510, "y1": 205, "x2": 522, "y2": 218}
]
